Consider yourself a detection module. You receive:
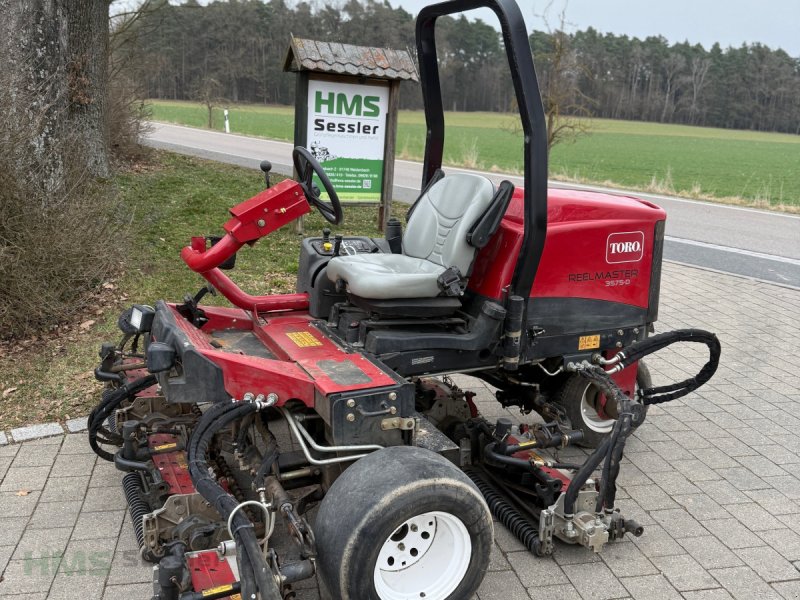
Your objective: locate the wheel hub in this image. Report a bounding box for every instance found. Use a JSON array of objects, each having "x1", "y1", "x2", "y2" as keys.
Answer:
[
  {"x1": 373, "y1": 510, "x2": 472, "y2": 600},
  {"x1": 377, "y1": 515, "x2": 437, "y2": 572}
]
